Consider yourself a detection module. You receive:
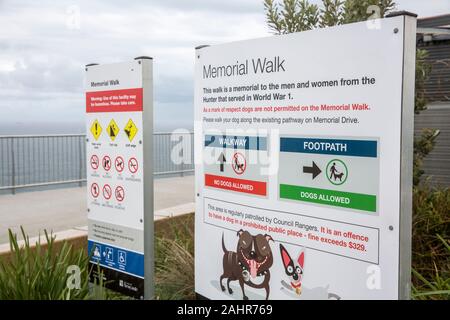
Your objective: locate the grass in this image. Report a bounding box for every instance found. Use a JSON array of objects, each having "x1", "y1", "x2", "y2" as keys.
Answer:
[
  {"x1": 412, "y1": 235, "x2": 450, "y2": 300},
  {"x1": 155, "y1": 214, "x2": 195, "y2": 300}
]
